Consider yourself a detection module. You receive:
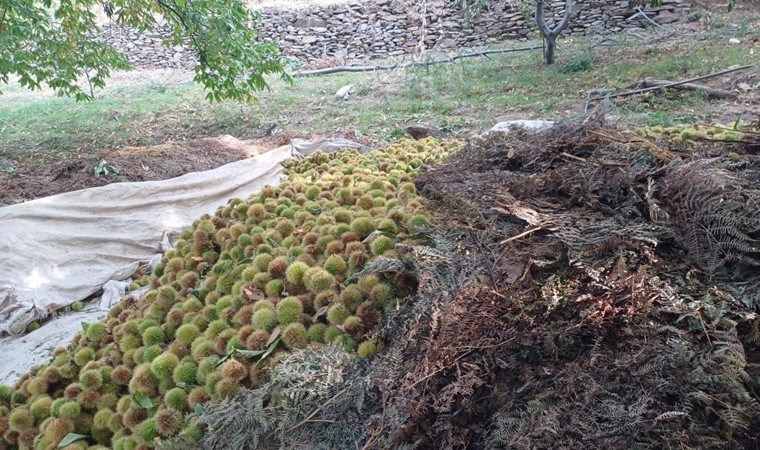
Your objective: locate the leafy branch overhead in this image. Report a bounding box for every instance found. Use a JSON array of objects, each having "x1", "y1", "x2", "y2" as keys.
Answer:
[{"x1": 0, "y1": 0, "x2": 291, "y2": 101}]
